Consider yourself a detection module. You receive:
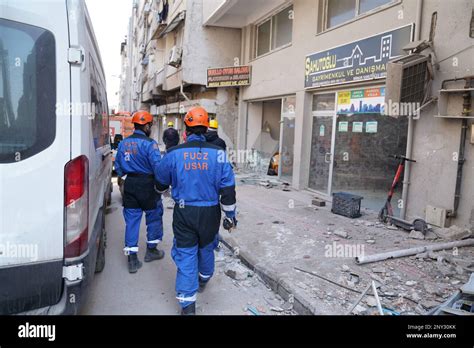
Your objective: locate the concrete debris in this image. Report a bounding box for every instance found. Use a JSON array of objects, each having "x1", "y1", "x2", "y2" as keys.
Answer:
[
  {"x1": 437, "y1": 225, "x2": 473, "y2": 241},
  {"x1": 424, "y1": 230, "x2": 439, "y2": 240},
  {"x1": 386, "y1": 225, "x2": 399, "y2": 230},
  {"x1": 423, "y1": 283, "x2": 446, "y2": 297},
  {"x1": 349, "y1": 273, "x2": 360, "y2": 285},
  {"x1": 410, "y1": 291, "x2": 422, "y2": 302},
  {"x1": 341, "y1": 264, "x2": 350, "y2": 272},
  {"x1": 259, "y1": 181, "x2": 274, "y2": 189},
  {"x1": 353, "y1": 304, "x2": 367, "y2": 315},
  {"x1": 334, "y1": 228, "x2": 349, "y2": 239},
  {"x1": 372, "y1": 267, "x2": 386, "y2": 273},
  {"x1": 224, "y1": 262, "x2": 252, "y2": 281},
  {"x1": 409, "y1": 230, "x2": 425, "y2": 240},
  {"x1": 370, "y1": 274, "x2": 385, "y2": 284},
  {"x1": 421, "y1": 299, "x2": 442, "y2": 309},
  {"x1": 365, "y1": 296, "x2": 378, "y2": 307},
  {"x1": 312, "y1": 198, "x2": 326, "y2": 207},
  {"x1": 366, "y1": 239, "x2": 376, "y2": 244},
  {"x1": 405, "y1": 280, "x2": 417, "y2": 286},
  {"x1": 415, "y1": 304, "x2": 426, "y2": 315}
]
